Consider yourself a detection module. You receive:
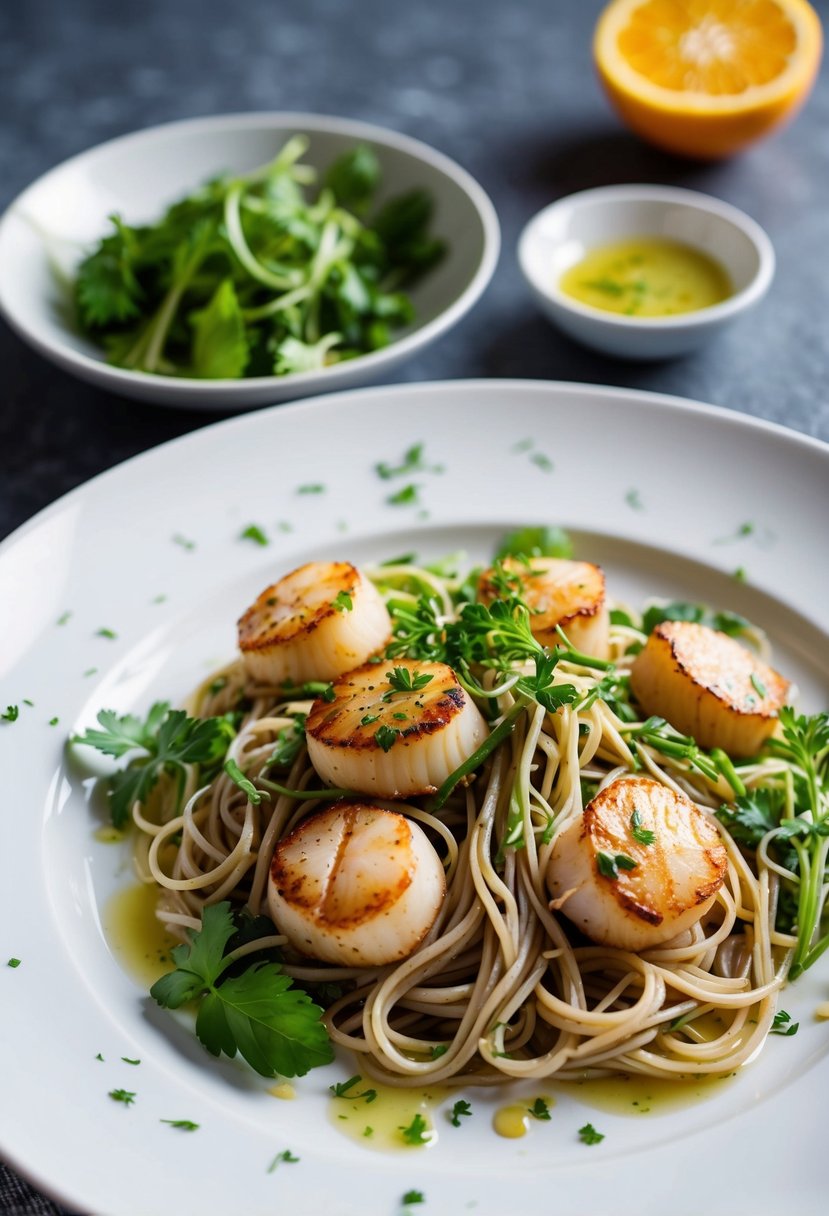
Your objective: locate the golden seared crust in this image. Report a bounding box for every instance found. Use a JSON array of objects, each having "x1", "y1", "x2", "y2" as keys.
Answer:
[
  {"x1": 630, "y1": 621, "x2": 789, "y2": 756},
  {"x1": 583, "y1": 776, "x2": 727, "y2": 928},
  {"x1": 306, "y1": 658, "x2": 468, "y2": 751},
  {"x1": 267, "y1": 799, "x2": 445, "y2": 964},
  {"x1": 270, "y1": 801, "x2": 413, "y2": 930},
  {"x1": 238, "y1": 561, "x2": 360, "y2": 653},
  {"x1": 477, "y1": 557, "x2": 609, "y2": 656}
]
